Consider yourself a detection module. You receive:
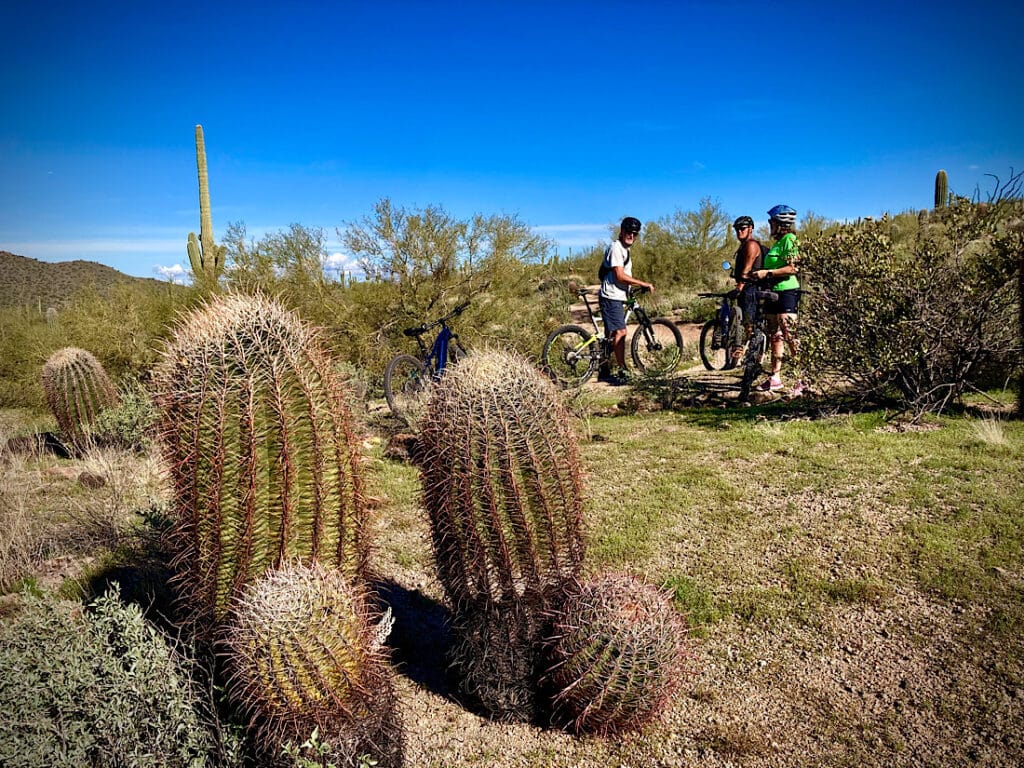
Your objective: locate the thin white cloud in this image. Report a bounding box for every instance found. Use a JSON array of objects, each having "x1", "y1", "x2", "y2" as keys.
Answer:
[
  {"x1": 6, "y1": 239, "x2": 182, "y2": 257},
  {"x1": 154, "y1": 263, "x2": 190, "y2": 284}
]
